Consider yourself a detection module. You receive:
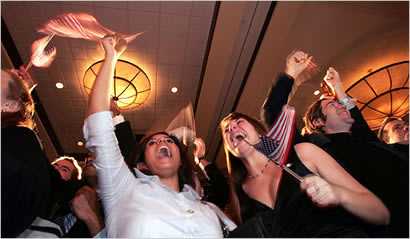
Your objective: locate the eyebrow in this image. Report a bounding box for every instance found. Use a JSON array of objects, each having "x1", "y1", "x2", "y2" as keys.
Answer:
[
  {"x1": 149, "y1": 136, "x2": 171, "y2": 140},
  {"x1": 325, "y1": 100, "x2": 337, "y2": 107}
]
